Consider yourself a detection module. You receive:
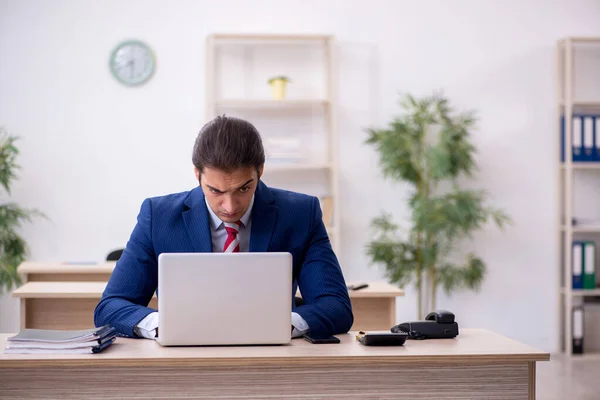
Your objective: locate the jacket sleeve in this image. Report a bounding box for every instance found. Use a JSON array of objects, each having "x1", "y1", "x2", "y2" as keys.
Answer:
[
  {"x1": 94, "y1": 198, "x2": 158, "y2": 337},
  {"x1": 294, "y1": 197, "x2": 354, "y2": 338}
]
